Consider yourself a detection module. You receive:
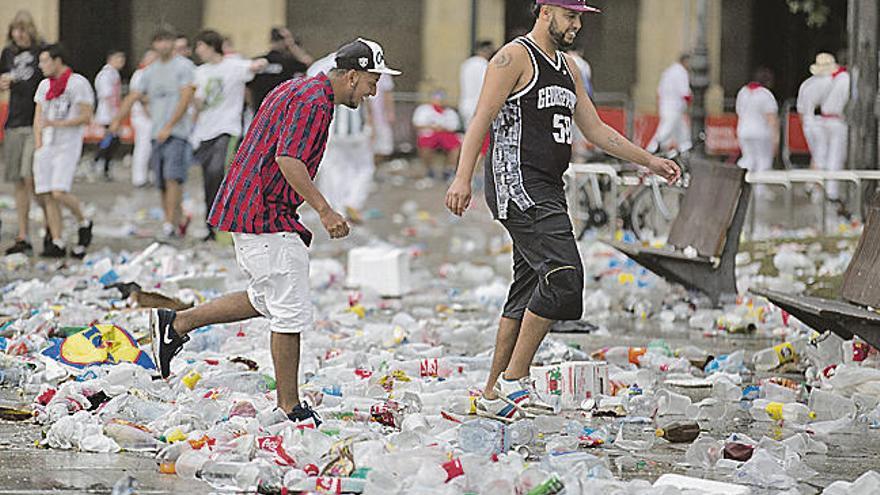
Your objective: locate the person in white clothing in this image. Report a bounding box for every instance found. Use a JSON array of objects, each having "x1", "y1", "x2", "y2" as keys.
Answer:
[
  {"x1": 129, "y1": 50, "x2": 157, "y2": 188},
  {"x1": 458, "y1": 41, "x2": 494, "y2": 128},
  {"x1": 797, "y1": 54, "x2": 834, "y2": 170},
  {"x1": 566, "y1": 46, "x2": 594, "y2": 160},
  {"x1": 32, "y1": 44, "x2": 94, "y2": 258},
  {"x1": 736, "y1": 68, "x2": 779, "y2": 199},
  {"x1": 192, "y1": 30, "x2": 267, "y2": 241},
  {"x1": 370, "y1": 73, "x2": 395, "y2": 163},
  {"x1": 647, "y1": 54, "x2": 692, "y2": 154},
  {"x1": 815, "y1": 54, "x2": 850, "y2": 202},
  {"x1": 308, "y1": 52, "x2": 375, "y2": 222},
  {"x1": 413, "y1": 89, "x2": 461, "y2": 180},
  {"x1": 92, "y1": 49, "x2": 125, "y2": 180}
]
